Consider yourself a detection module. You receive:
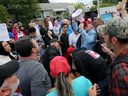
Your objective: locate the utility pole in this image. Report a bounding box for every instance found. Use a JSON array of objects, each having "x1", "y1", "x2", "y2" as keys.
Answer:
[{"x1": 97, "y1": 0, "x2": 100, "y2": 17}]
